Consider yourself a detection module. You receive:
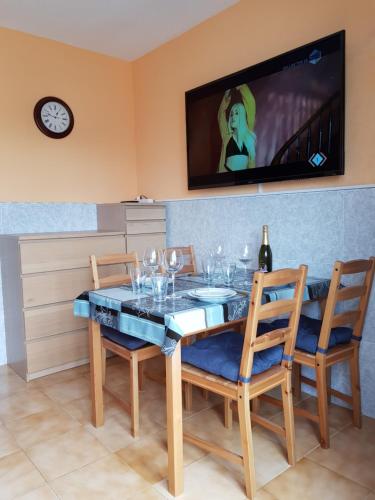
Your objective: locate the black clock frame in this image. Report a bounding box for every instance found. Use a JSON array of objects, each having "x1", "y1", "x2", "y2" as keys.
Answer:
[{"x1": 33, "y1": 96, "x2": 74, "y2": 139}]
